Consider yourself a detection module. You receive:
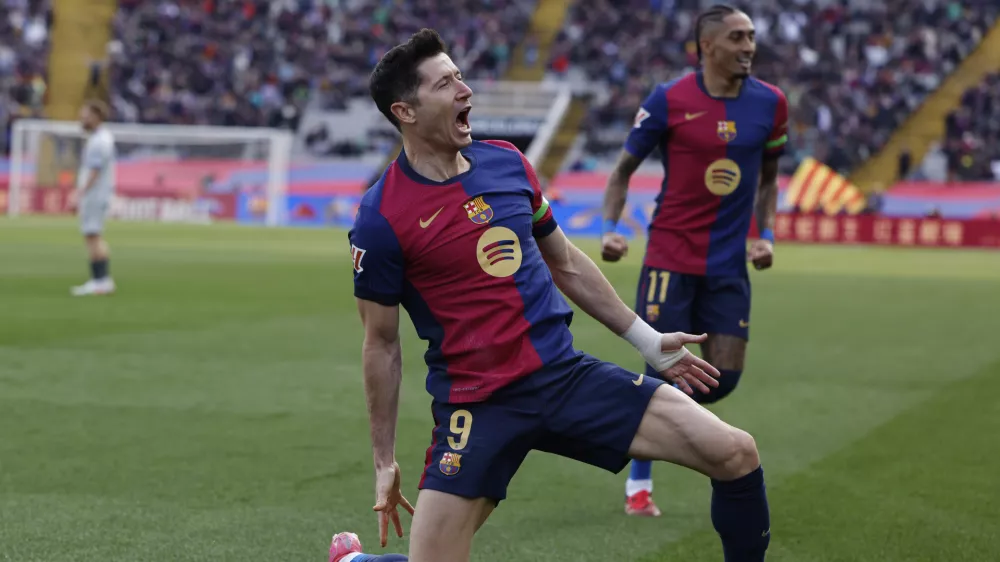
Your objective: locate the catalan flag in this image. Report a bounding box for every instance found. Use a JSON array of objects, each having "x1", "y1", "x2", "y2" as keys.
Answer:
[{"x1": 783, "y1": 157, "x2": 867, "y2": 215}]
